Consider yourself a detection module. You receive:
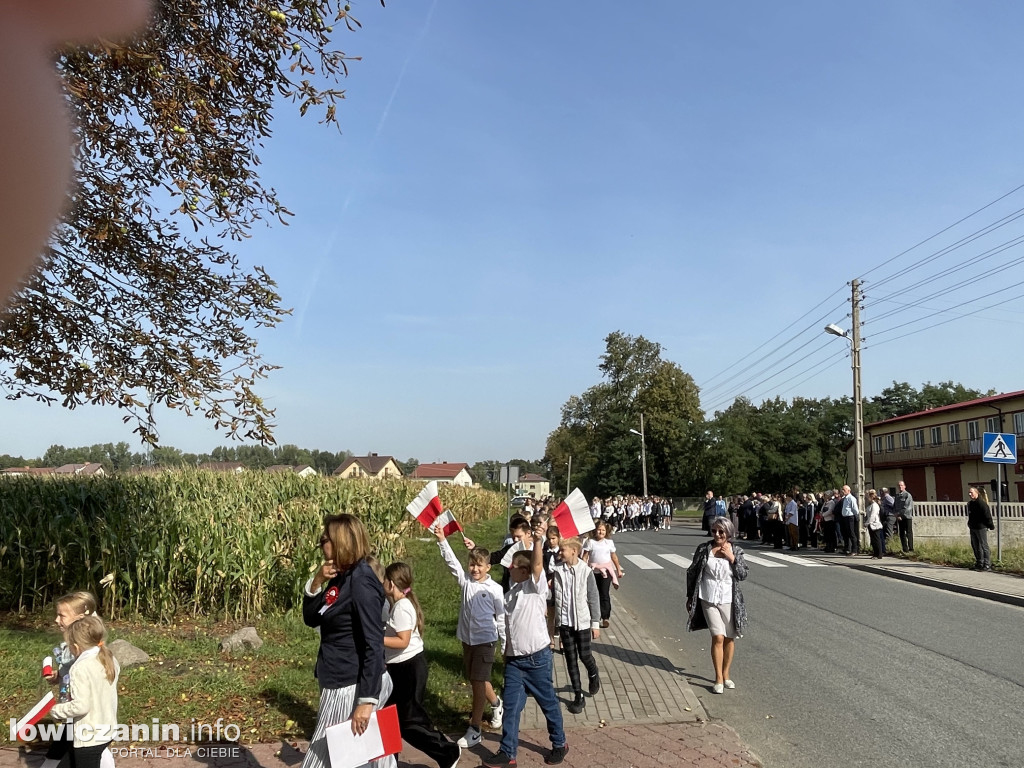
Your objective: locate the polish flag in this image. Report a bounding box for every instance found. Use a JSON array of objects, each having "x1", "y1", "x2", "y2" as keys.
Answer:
[
  {"x1": 500, "y1": 540, "x2": 527, "y2": 568},
  {"x1": 434, "y1": 509, "x2": 463, "y2": 538},
  {"x1": 326, "y1": 704, "x2": 402, "y2": 768},
  {"x1": 552, "y1": 488, "x2": 595, "y2": 537},
  {"x1": 406, "y1": 481, "x2": 444, "y2": 529},
  {"x1": 42, "y1": 656, "x2": 54, "y2": 677},
  {"x1": 16, "y1": 691, "x2": 55, "y2": 741}
]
